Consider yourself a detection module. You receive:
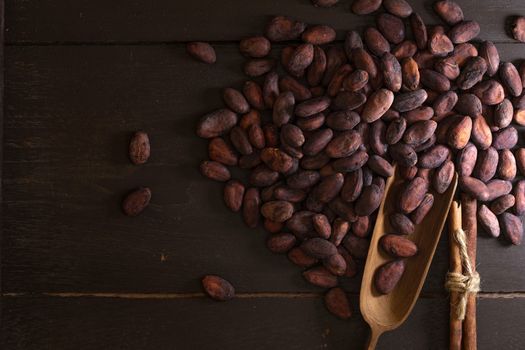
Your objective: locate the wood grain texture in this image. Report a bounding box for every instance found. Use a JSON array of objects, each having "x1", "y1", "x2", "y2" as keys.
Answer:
[
  {"x1": 5, "y1": 0, "x2": 525, "y2": 43},
  {"x1": 3, "y1": 44, "x2": 525, "y2": 294}
]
